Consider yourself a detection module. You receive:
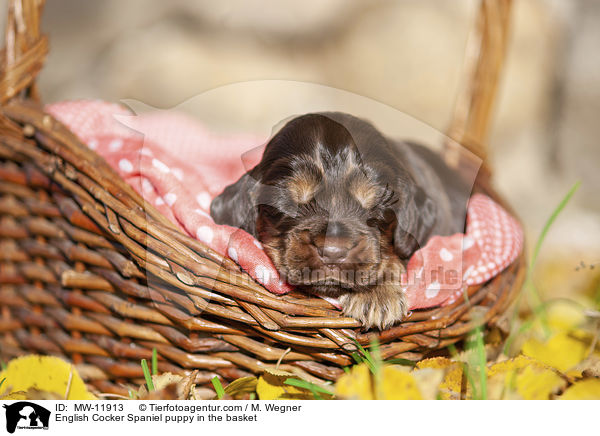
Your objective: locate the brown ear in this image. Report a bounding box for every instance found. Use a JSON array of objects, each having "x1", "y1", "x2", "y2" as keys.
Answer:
[
  {"x1": 393, "y1": 186, "x2": 437, "y2": 259},
  {"x1": 210, "y1": 170, "x2": 259, "y2": 236}
]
